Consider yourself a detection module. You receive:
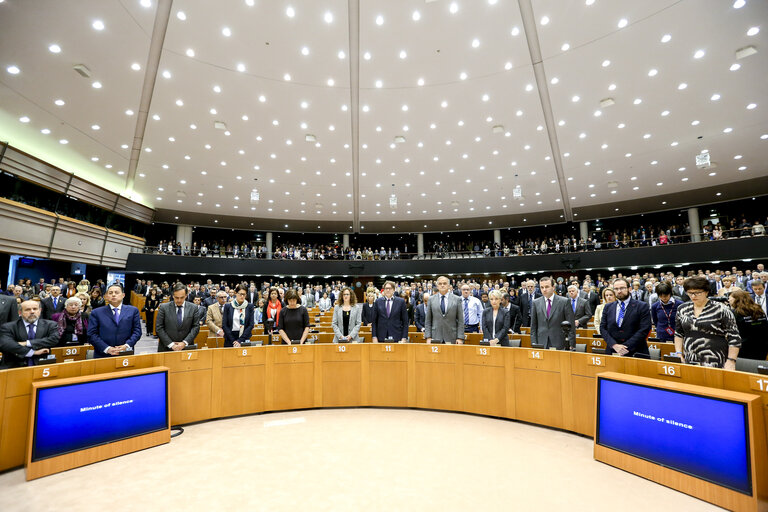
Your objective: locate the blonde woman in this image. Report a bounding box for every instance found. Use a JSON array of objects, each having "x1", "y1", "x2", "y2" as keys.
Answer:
[
  {"x1": 593, "y1": 287, "x2": 615, "y2": 336},
  {"x1": 76, "y1": 279, "x2": 90, "y2": 294}
]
